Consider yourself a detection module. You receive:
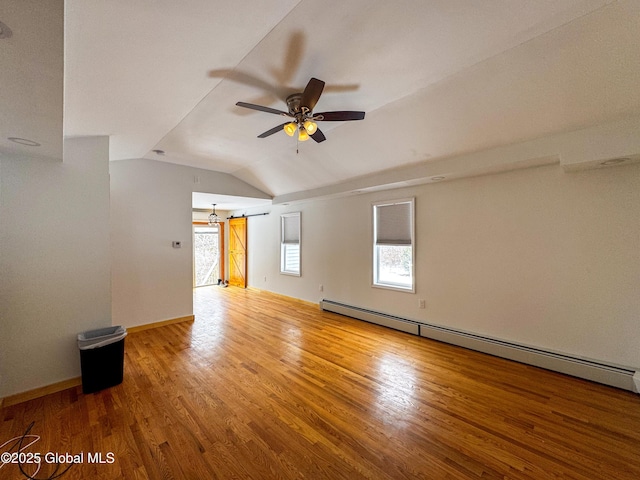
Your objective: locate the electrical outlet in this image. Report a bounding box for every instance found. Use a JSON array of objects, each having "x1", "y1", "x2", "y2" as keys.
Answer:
[
  {"x1": 319, "y1": 284, "x2": 324, "y2": 292},
  {"x1": 264, "y1": 276, "x2": 267, "y2": 282},
  {"x1": 419, "y1": 299, "x2": 426, "y2": 309}
]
